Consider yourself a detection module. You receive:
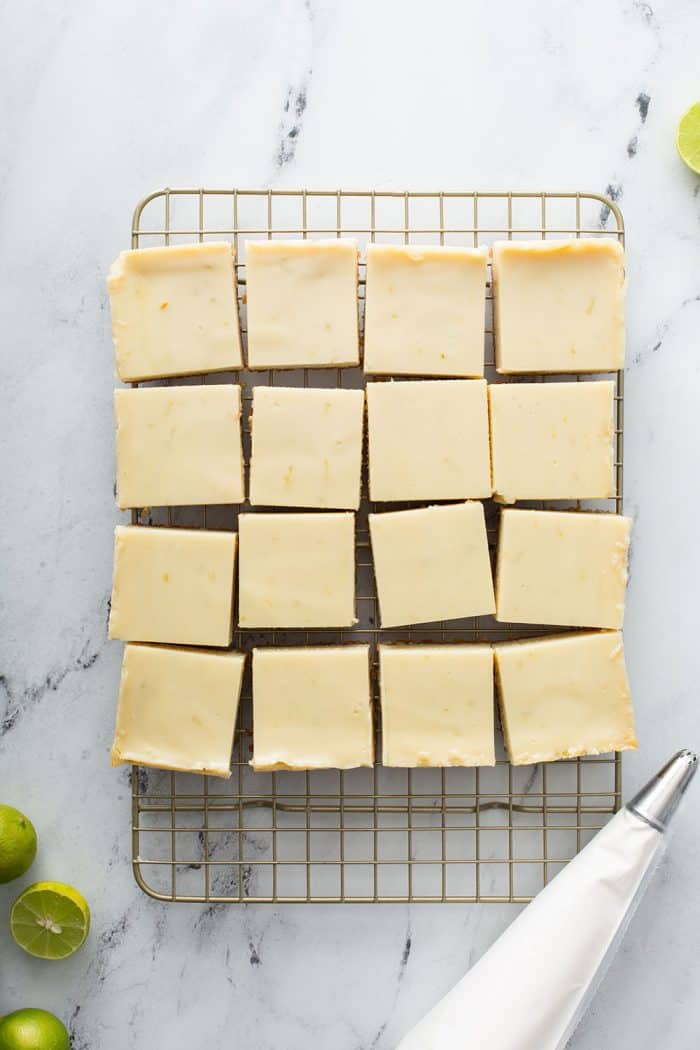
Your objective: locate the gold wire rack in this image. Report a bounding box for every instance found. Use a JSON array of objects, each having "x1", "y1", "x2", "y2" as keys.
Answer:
[{"x1": 128, "y1": 188, "x2": 625, "y2": 904}]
